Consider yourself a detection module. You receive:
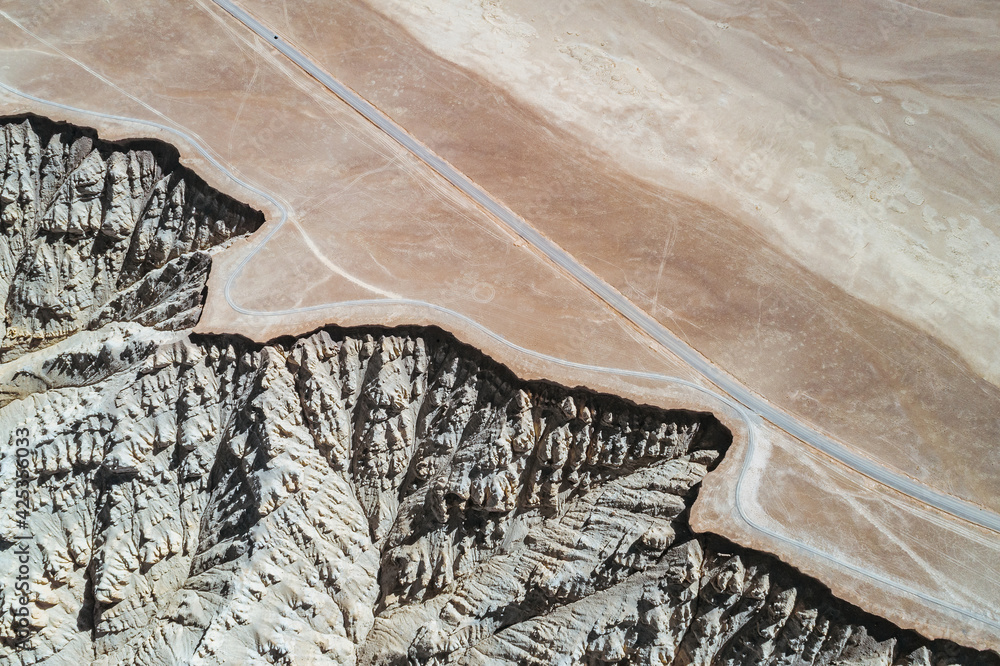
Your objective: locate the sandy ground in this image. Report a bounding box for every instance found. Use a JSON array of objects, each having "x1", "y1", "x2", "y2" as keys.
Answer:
[
  {"x1": 365, "y1": 0, "x2": 1000, "y2": 386},
  {"x1": 1, "y1": 0, "x2": 997, "y2": 650},
  {"x1": 693, "y1": 420, "x2": 1000, "y2": 651}
]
